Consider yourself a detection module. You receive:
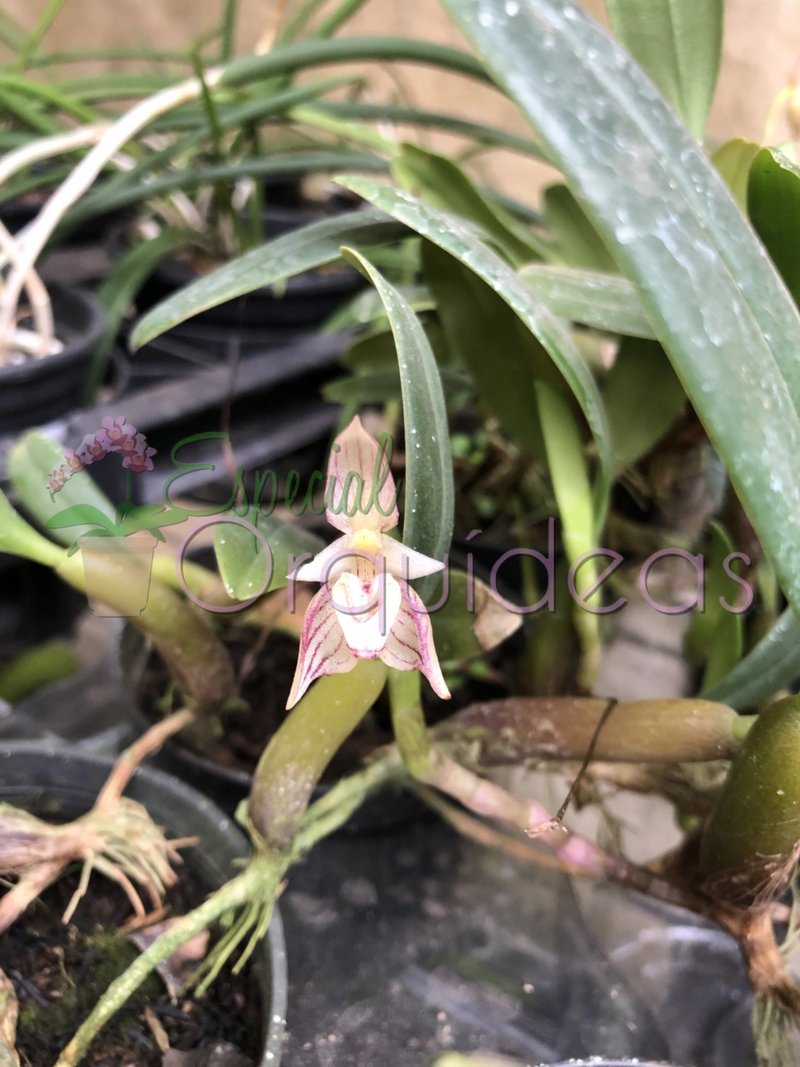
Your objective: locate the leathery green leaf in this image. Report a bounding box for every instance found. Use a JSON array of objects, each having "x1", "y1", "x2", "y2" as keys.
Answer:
[
  {"x1": 341, "y1": 248, "x2": 454, "y2": 595},
  {"x1": 439, "y1": 0, "x2": 800, "y2": 621},
  {"x1": 337, "y1": 175, "x2": 613, "y2": 531}
]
